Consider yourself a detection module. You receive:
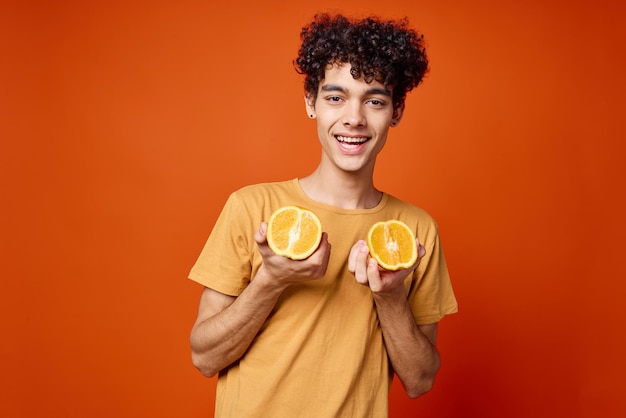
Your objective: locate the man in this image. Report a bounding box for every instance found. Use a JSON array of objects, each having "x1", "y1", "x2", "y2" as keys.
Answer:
[{"x1": 189, "y1": 13, "x2": 458, "y2": 417}]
